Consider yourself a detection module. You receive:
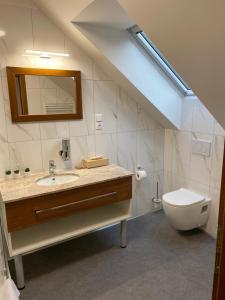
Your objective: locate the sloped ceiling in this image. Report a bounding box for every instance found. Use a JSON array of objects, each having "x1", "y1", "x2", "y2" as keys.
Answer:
[
  {"x1": 118, "y1": 0, "x2": 225, "y2": 129},
  {"x1": 34, "y1": 0, "x2": 225, "y2": 129}
]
